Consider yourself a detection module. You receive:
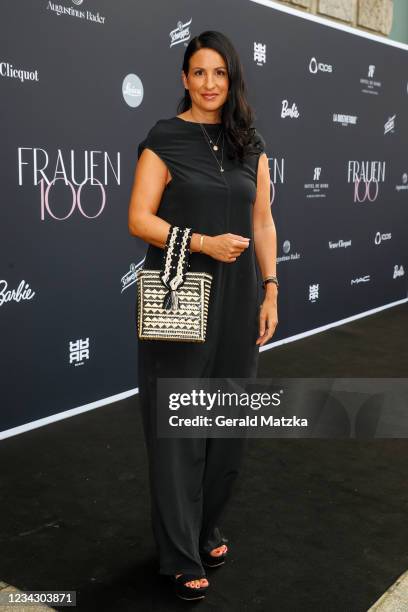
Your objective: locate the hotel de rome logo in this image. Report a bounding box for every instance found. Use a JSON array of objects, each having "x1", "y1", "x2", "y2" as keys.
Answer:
[
  {"x1": 360, "y1": 64, "x2": 382, "y2": 95},
  {"x1": 304, "y1": 166, "x2": 329, "y2": 199},
  {"x1": 169, "y1": 18, "x2": 192, "y2": 47},
  {"x1": 17, "y1": 147, "x2": 121, "y2": 221}
]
